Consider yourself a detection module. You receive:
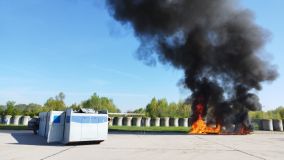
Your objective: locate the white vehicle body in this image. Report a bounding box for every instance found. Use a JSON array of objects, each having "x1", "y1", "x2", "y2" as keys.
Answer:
[{"x1": 38, "y1": 108, "x2": 108, "y2": 144}]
